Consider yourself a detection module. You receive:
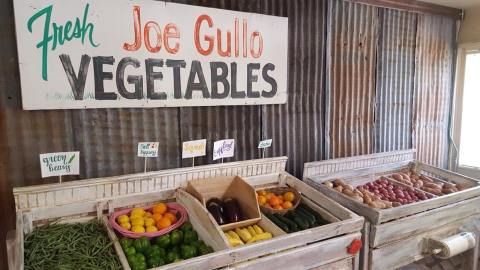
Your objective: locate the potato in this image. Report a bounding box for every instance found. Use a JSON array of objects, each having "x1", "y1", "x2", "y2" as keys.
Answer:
[
  {"x1": 400, "y1": 173, "x2": 411, "y2": 182},
  {"x1": 443, "y1": 183, "x2": 456, "y2": 189},
  {"x1": 424, "y1": 182, "x2": 442, "y2": 190},
  {"x1": 442, "y1": 188, "x2": 456, "y2": 194},
  {"x1": 363, "y1": 196, "x2": 372, "y2": 204},
  {"x1": 354, "y1": 189, "x2": 364, "y2": 197},
  {"x1": 392, "y1": 202, "x2": 402, "y2": 207},
  {"x1": 342, "y1": 188, "x2": 354, "y2": 197},
  {"x1": 392, "y1": 173, "x2": 404, "y2": 182},
  {"x1": 420, "y1": 175, "x2": 434, "y2": 183},
  {"x1": 334, "y1": 186, "x2": 344, "y2": 192},
  {"x1": 369, "y1": 200, "x2": 385, "y2": 209},
  {"x1": 344, "y1": 184, "x2": 354, "y2": 192},
  {"x1": 323, "y1": 181, "x2": 334, "y2": 188},
  {"x1": 421, "y1": 187, "x2": 442, "y2": 196},
  {"x1": 351, "y1": 195, "x2": 363, "y2": 203},
  {"x1": 334, "y1": 179, "x2": 346, "y2": 187}
]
